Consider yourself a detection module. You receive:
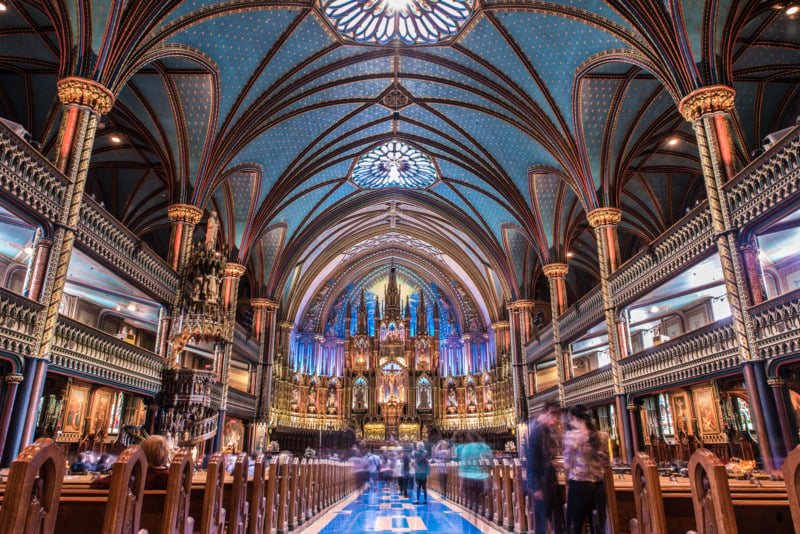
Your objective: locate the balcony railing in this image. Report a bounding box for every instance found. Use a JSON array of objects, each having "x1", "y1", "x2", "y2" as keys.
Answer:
[
  {"x1": 0, "y1": 287, "x2": 41, "y2": 360},
  {"x1": 564, "y1": 366, "x2": 614, "y2": 406}
]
